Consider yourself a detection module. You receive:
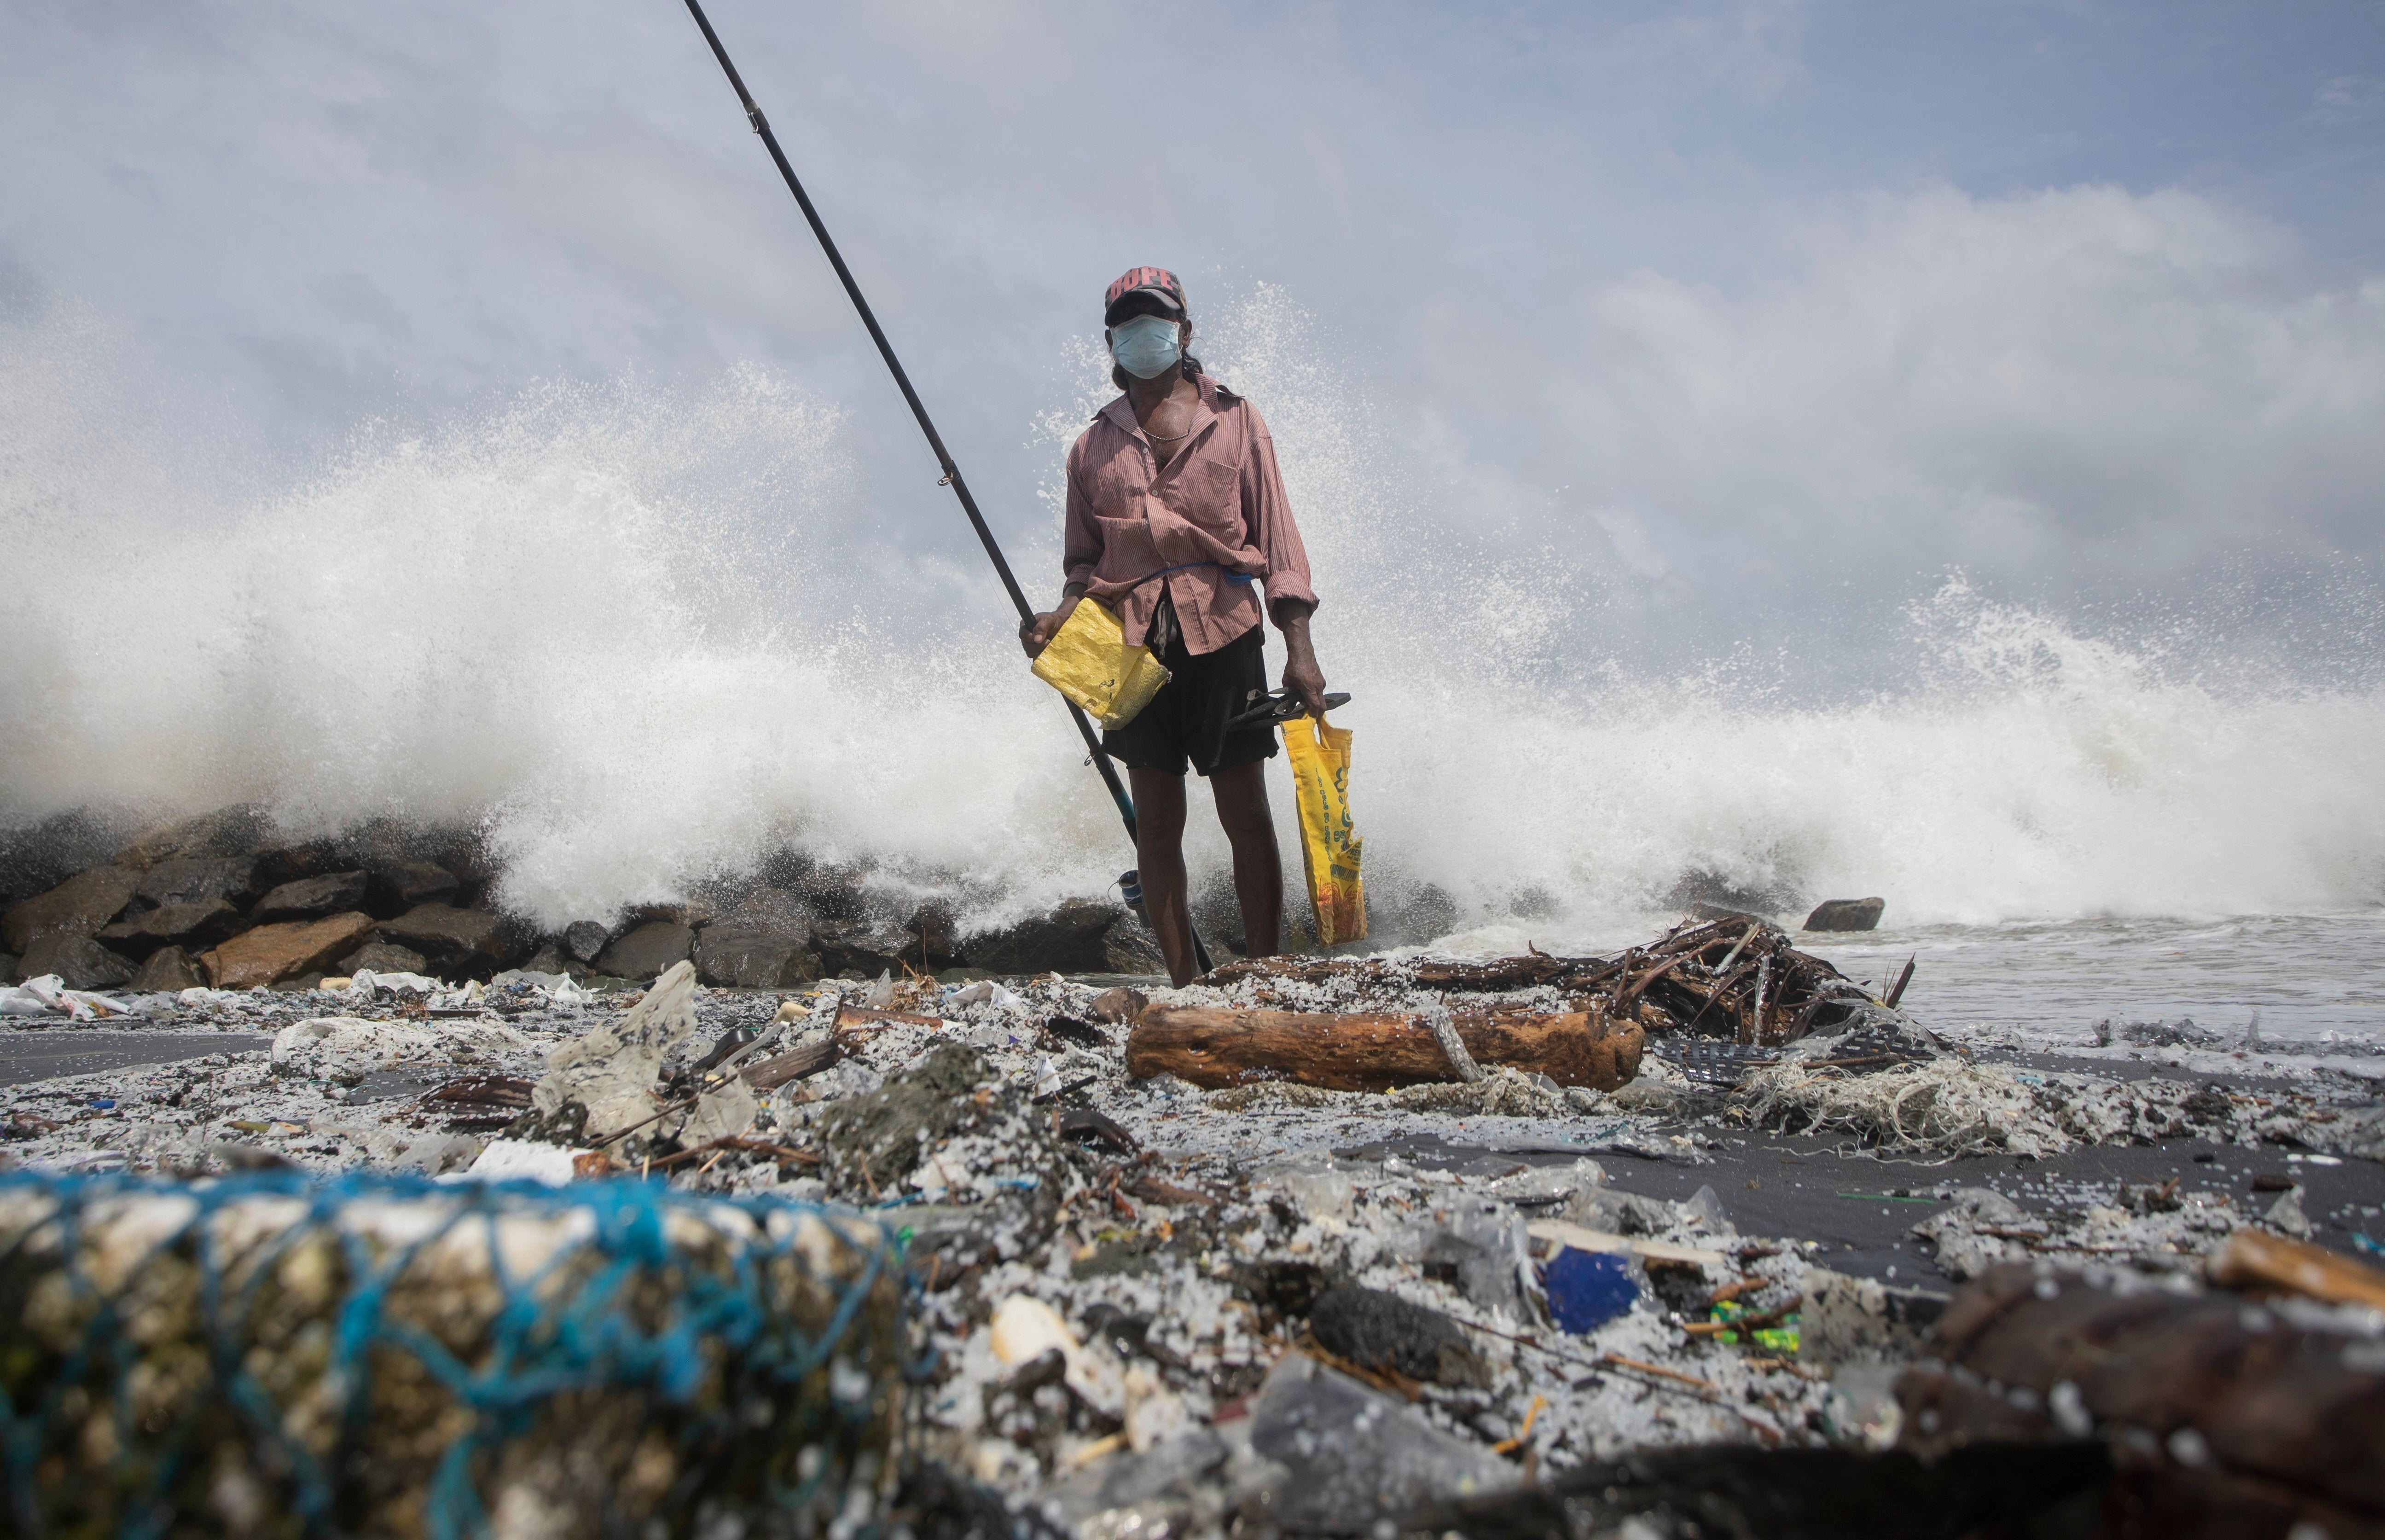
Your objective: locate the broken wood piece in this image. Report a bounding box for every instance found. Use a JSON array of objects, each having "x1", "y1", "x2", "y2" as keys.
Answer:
[
  {"x1": 422, "y1": 1074, "x2": 534, "y2": 1109},
  {"x1": 1125, "y1": 1006, "x2": 1643, "y2": 1092},
  {"x1": 834, "y1": 1004, "x2": 941, "y2": 1030},
  {"x1": 2207, "y1": 1227, "x2": 2385, "y2": 1312},
  {"x1": 738, "y1": 1038, "x2": 841, "y2": 1092},
  {"x1": 1899, "y1": 1260, "x2": 2385, "y2": 1529},
  {"x1": 1526, "y1": 1219, "x2": 1729, "y2": 1269}
]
